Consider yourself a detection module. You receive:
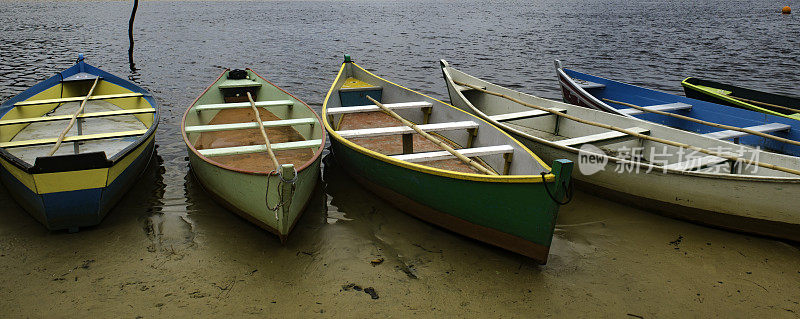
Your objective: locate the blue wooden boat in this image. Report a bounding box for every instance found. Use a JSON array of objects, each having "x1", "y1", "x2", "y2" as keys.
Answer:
[
  {"x1": 0, "y1": 55, "x2": 159, "y2": 232},
  {"x1": 555, "y1": 61, "x2": 800, "y2": 157}
]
